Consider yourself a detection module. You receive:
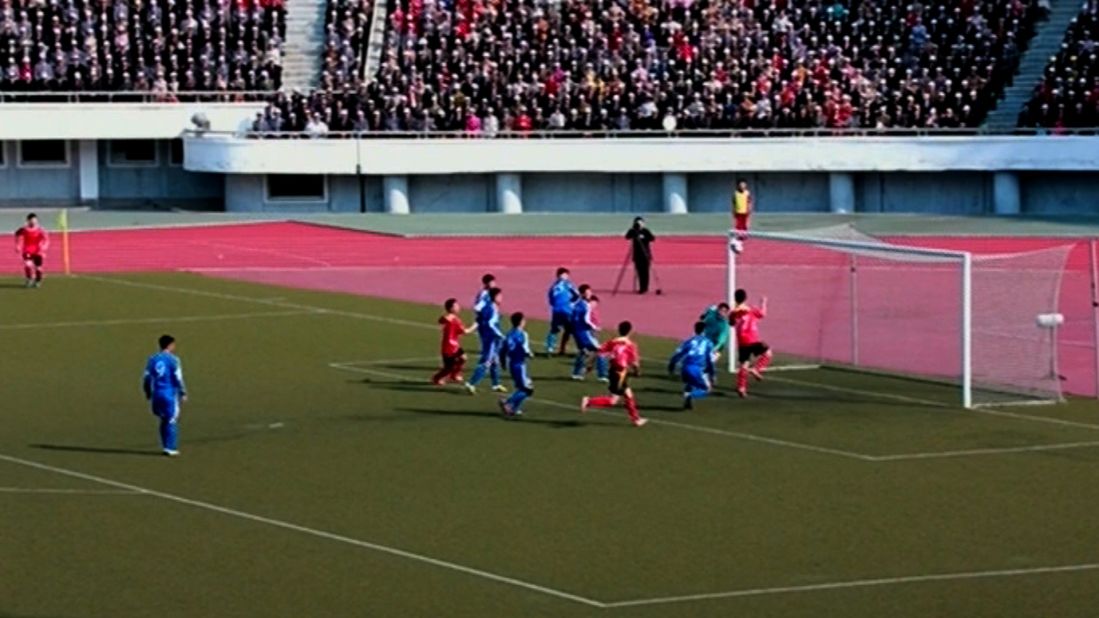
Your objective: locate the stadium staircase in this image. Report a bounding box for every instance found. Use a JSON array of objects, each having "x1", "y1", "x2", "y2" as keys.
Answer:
[
  {"x1": 281, "y1": 0, "x2": 329, "y2": 89},
  {"x1": 984, "y1": 0, "x2": 1084, "y2": 130},
  {"x1": 362, "y1": 0, "x2": 389, "y2": 82}
]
